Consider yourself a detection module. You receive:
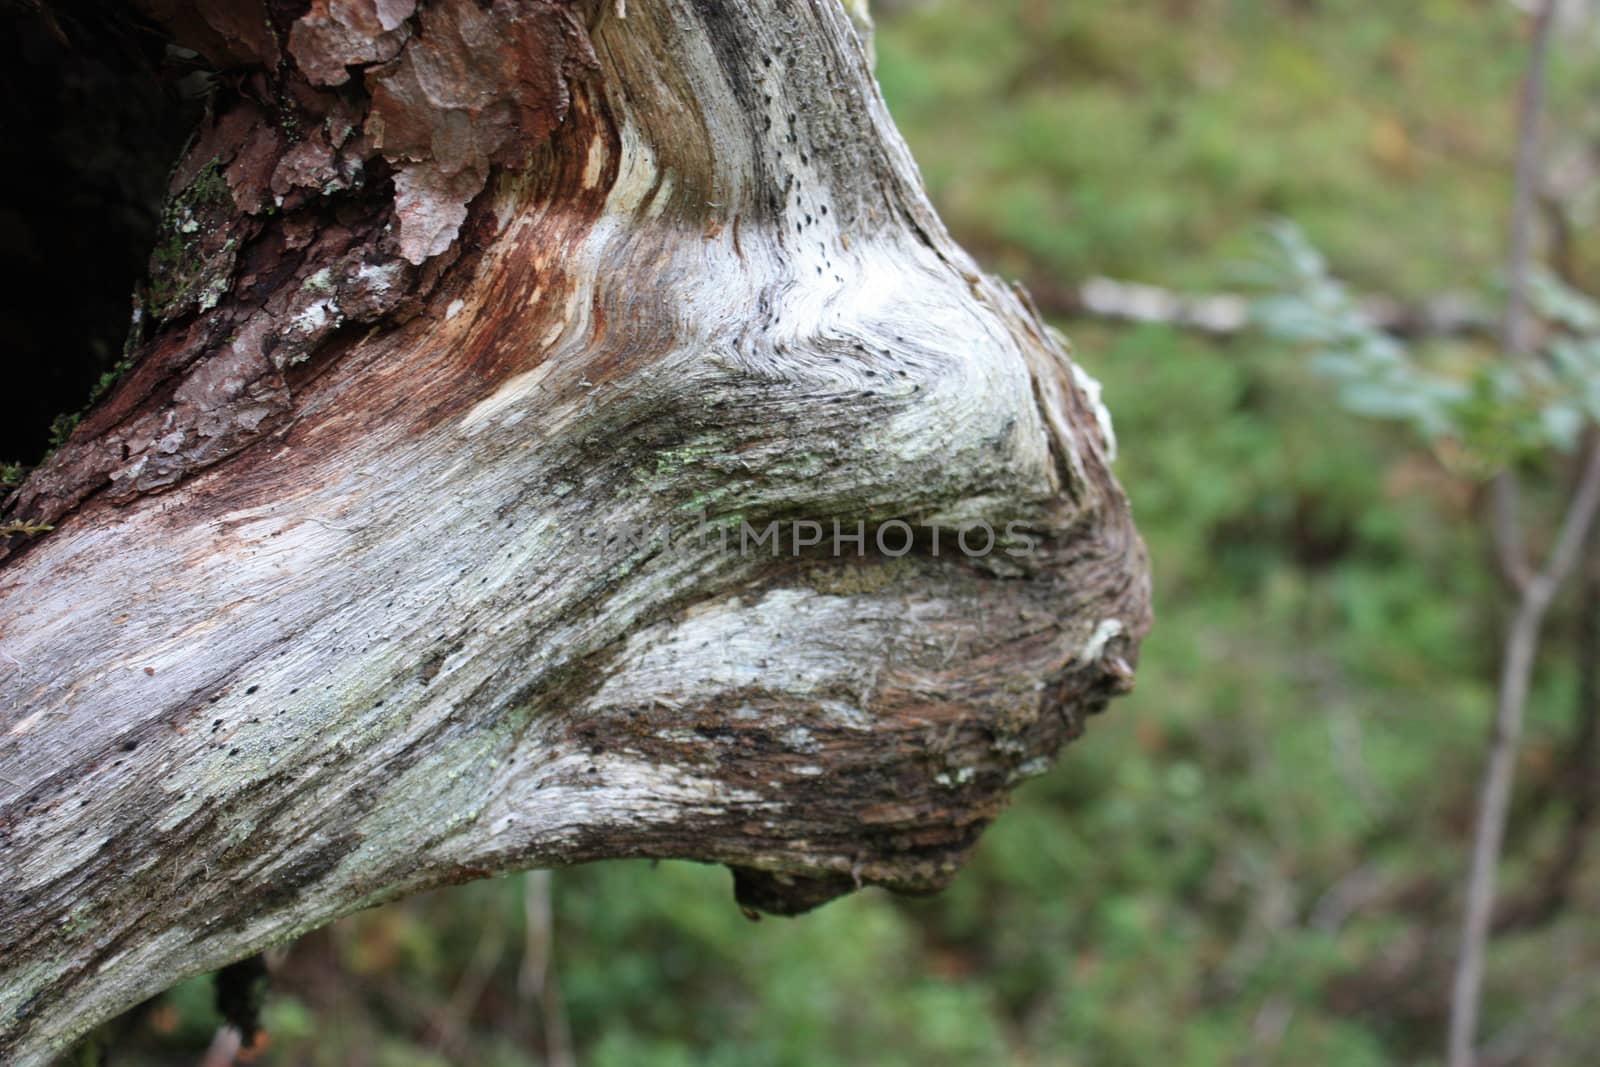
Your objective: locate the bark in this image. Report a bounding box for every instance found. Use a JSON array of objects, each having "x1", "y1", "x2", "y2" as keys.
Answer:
[{"x1": 0, "y1": 1, "x2": 1150, "y2": 1063}]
